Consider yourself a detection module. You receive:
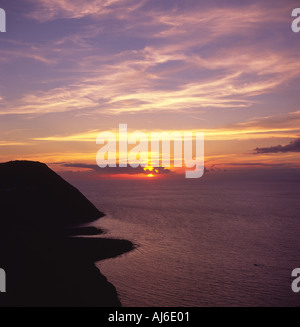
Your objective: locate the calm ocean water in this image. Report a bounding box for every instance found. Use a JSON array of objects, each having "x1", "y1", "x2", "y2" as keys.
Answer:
[{"x1": 72, "y1": 173, "x2": 300, "y2": 307}]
